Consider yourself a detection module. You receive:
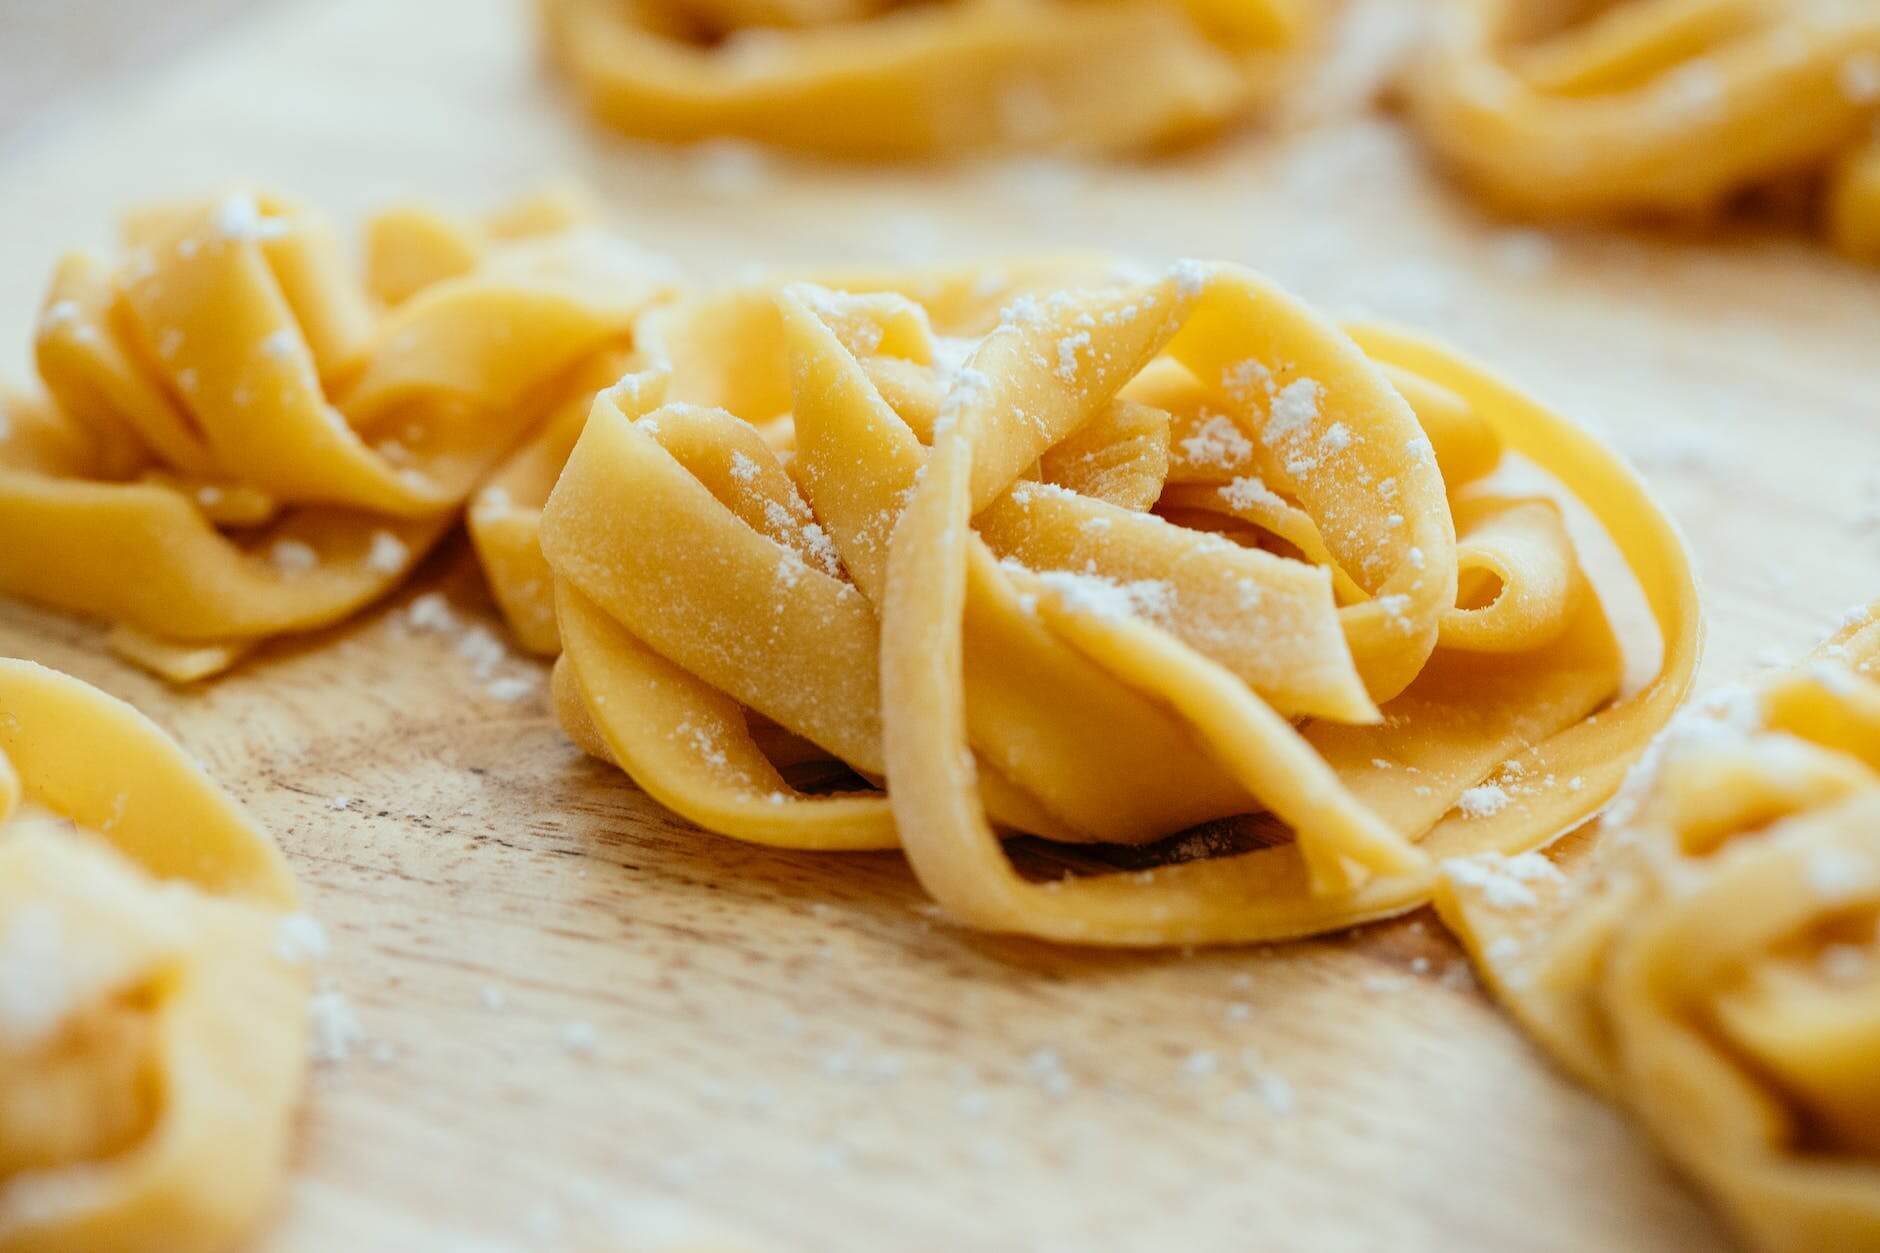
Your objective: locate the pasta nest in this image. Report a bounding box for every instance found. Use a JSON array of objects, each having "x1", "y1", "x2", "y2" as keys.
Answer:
[
  {"x1": 1439, "y1": 603, "x2": 1880, "y2": 1253},
  {"x1": 538, "y1": 260, "x2": 1700, "y2": 945},
  {"x1": 1405, "y1": 0, "x2": 1880, "y2": 262},
  {"x1": 0, "y1": 190, "x2": 674, "y2": 680},
  {"x1": 0, "y1": 659, "x2": 307, "y2": 1253},
  {"x1": 536, "y1": 0, "x2": 1320, "y2": 156}
]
